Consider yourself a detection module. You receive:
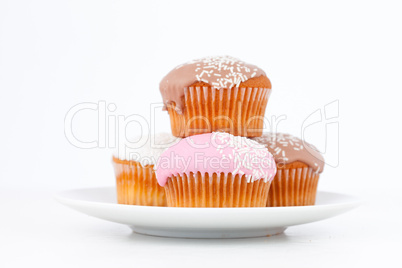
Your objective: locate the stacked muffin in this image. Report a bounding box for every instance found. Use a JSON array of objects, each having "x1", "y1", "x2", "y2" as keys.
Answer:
[
  {"x1": 113, "y1": 56, "x2": 324, "y2": 207},
  {"x1": 159, "y1": 56, "x2": 272, "y2": 137}
]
